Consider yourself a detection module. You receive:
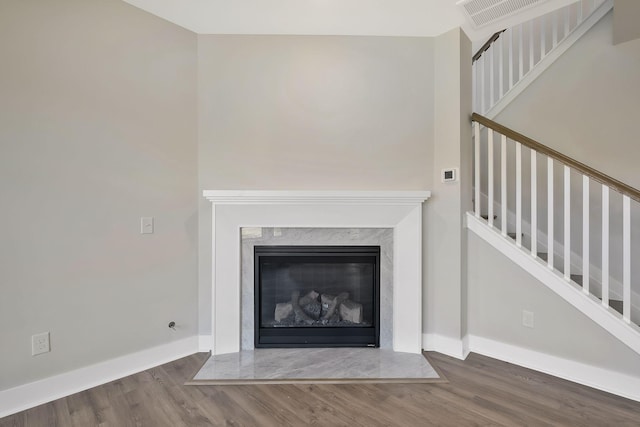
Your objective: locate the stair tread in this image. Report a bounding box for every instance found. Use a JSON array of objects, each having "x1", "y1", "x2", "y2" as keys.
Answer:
[
  {"x1": 481, "y1": 215, "x2": 498, "y2": 221},
  {"x1": 609, "y1": 300, "x2": 624, "y2": 315}
]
